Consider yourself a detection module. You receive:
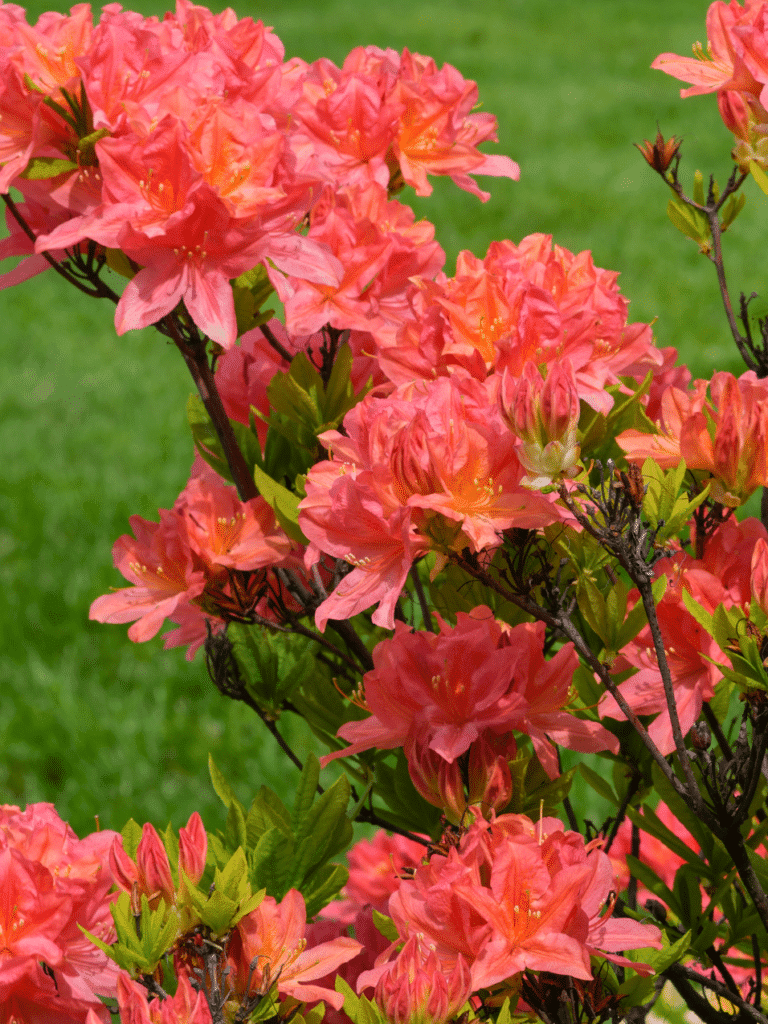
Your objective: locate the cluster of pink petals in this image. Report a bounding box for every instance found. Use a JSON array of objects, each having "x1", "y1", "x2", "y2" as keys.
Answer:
[
  {"x1": 359, "y1": 813, "x2": 662, "y2": 999},
  {"x1": 651, "y1": 1, "x2": 768, "y2": 166},
  {"x1": 600, "y1": 516, "x2": 768, "y2": 754},
  {"x1": 321, "y1": 609, "x2": 618, "y2": 800},
  {"x1": 618, "y1": 370, "x2": 768, "y2": 506},
  {"x1": 373, "y1": 234, "x2": 665, "y2": 411},
  {"x1": 281, "y1": 183, "x2": 445, "y2": 339},
  {"x1": 309, "y1": 831, "x2": 427, "y2": 1024},
  {"x1": 89, "y1": 459, "x2": 298, "y2": 657},
  {"x1": 108, "y1": 812, "x2": 207, "y2": 911},
  {"x1": 0, "y1": 4, "x2": 516, "y2": 347},
  {"x1": 225, "y1": 888, "x2": 361, "y2": 1011},
  {"x1": 299, "y1": 375, "x2": 567, "y2": 630},
  {"x1": 91, "y1": 972, "x2": 212, "y2": 1024},
  {"x1": 0, "y1": 802, "x2": 121, "y2": 1023}
]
